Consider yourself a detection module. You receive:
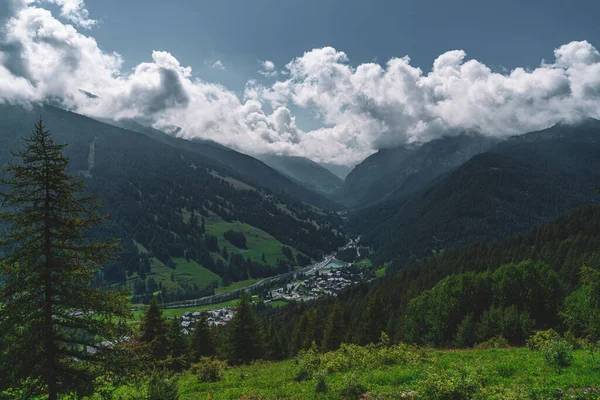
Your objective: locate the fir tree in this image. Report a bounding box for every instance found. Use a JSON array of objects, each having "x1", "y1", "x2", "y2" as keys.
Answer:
[
  {"x1": 167, "y1": 318, "x2": 188, "y2": 371},
  {"x1": 0, "y1": 120, "x2": 130, "y2": 399},
  {"x1": 360, "y1": 291, "x2": 386, "y2": 344},
  {"x1": 224, "y1": 291, "x2": 264, "y2": 365},
  {"x1": 190, "y1": 312, "x2": 216, "y2": 361},
  {"x1": 322, "y1": 303, "x2": 345, "y2": 352},
  {"x1": 138, "y1": 297, "x2": 169, "y2": 361}
]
